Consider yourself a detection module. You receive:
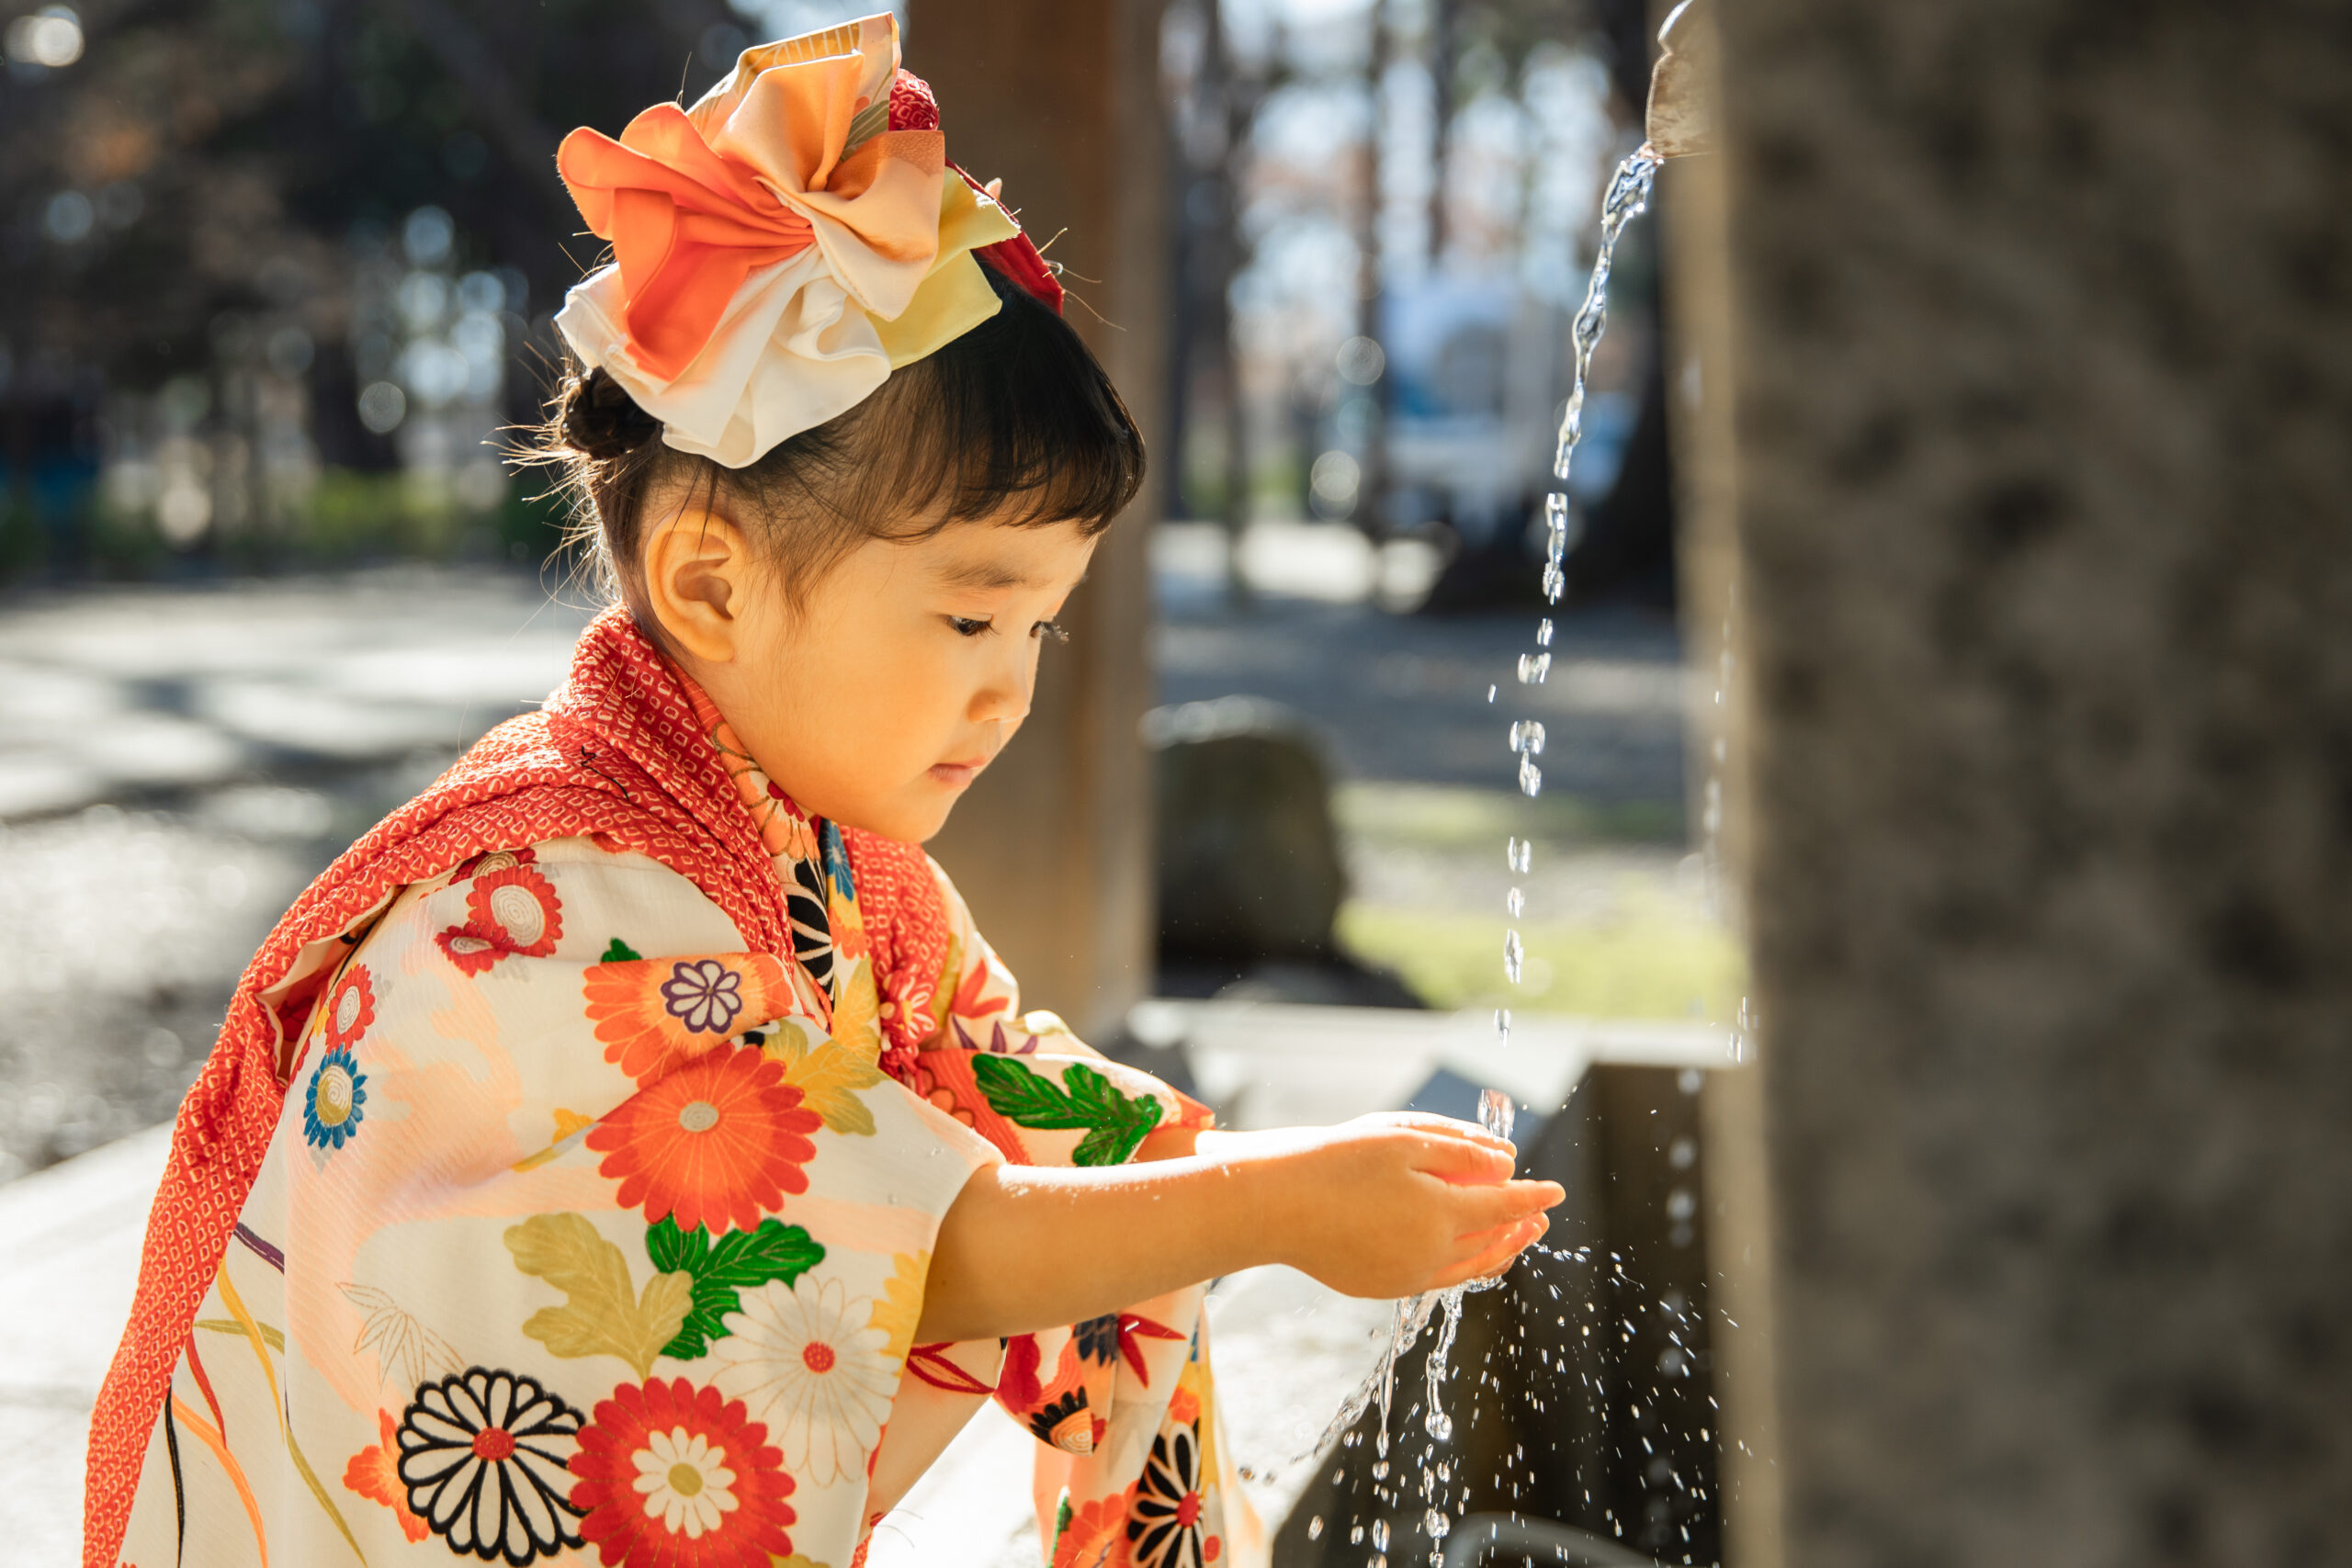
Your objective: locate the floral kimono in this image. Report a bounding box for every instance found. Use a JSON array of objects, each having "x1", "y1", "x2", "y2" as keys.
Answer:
[{"x1": 91, "y1": 610, "x2": 1261, "y2": 1568}]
